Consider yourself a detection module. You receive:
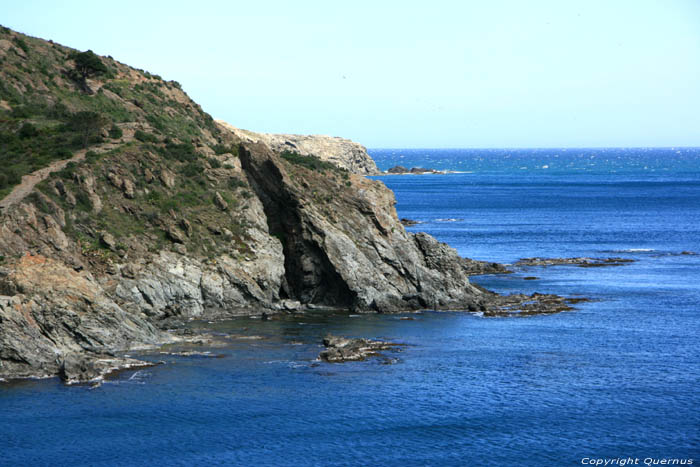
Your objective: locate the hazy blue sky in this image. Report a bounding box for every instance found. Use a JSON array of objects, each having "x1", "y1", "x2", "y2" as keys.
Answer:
[{"x1": 3, "y1": 0, "x2": 699, "y2": 147}]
